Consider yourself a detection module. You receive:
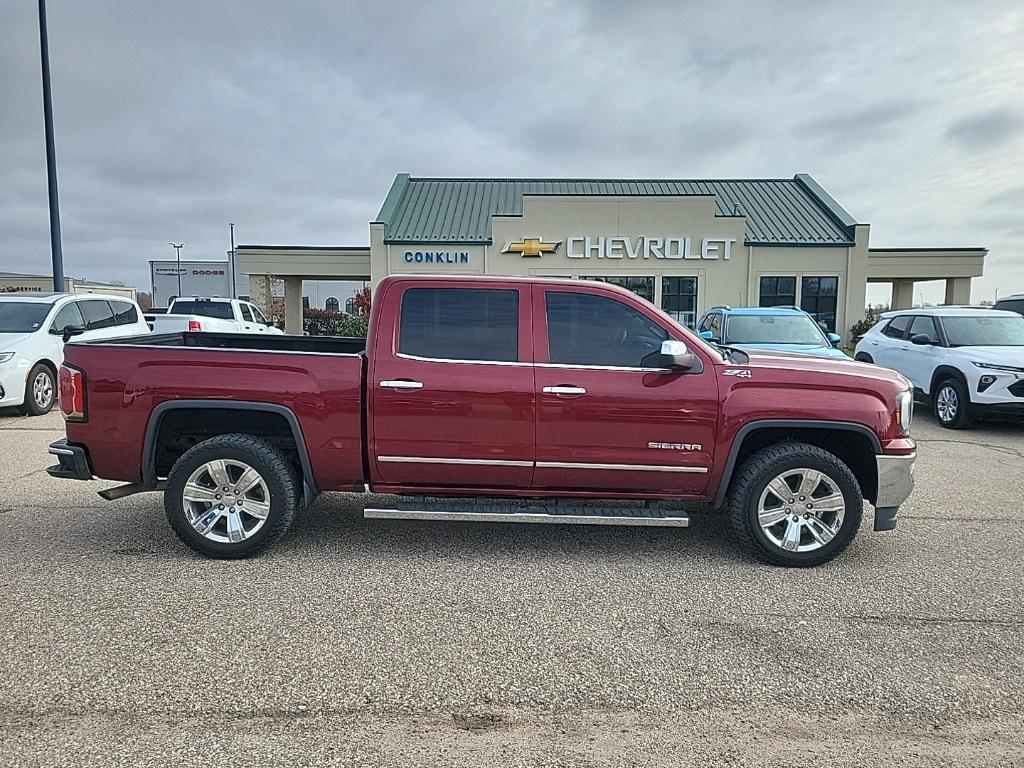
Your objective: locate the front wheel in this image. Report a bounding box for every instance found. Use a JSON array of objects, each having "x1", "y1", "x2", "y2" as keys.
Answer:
[
  {"x1": 934, "y1": 377, "x2": 974, "y2": 429},
  {"x1": 165, "y1": 433, "x2": 300, "y2": 558},
  {"x1": 727, "y1": 442, "x2": 863, "y2": 567},
  {"x1": 23, "y1": 363, "x2": 55, "y2": 416}
]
